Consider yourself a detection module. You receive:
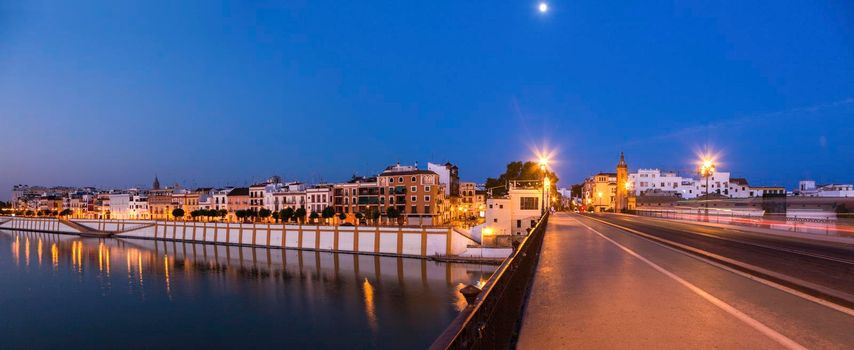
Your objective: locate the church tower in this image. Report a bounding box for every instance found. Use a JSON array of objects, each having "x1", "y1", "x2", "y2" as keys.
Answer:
[
  {"x1": 152, "y1": 175, "x2": 161, "y2": 190},
  {"x1": 615, "y1": 152, "x2": 628, "y2": 212}
]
